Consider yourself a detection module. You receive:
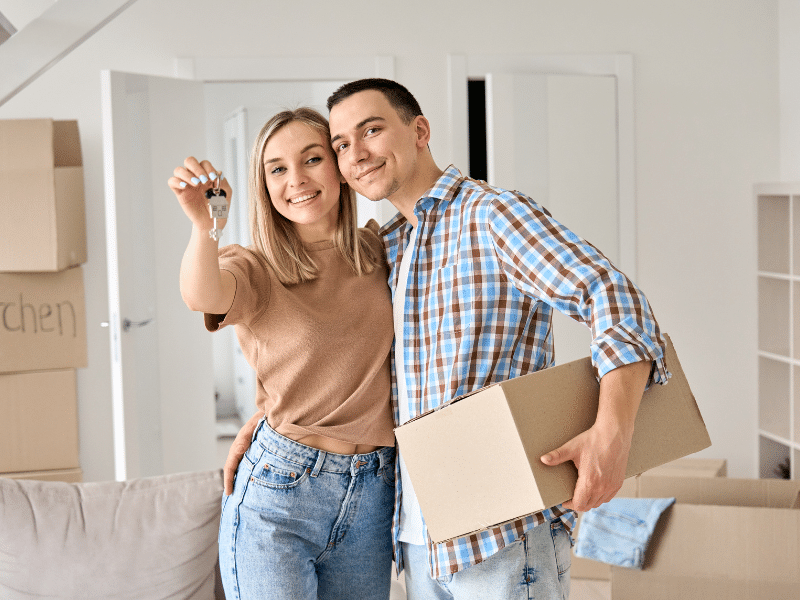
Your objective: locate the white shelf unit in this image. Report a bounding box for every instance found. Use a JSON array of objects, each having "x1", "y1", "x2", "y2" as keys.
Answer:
[{"x1": 756, "y1": 183, "x2": 800, "y2": 480}]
